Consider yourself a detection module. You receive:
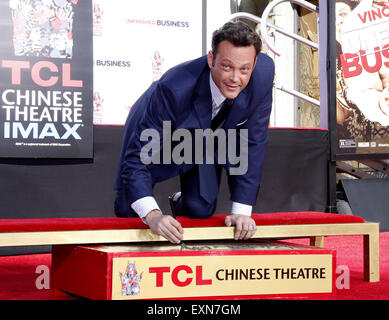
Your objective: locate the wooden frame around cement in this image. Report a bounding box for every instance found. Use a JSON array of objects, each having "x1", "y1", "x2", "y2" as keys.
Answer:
[{"x1": 0, "y1": 222, "x2": 379, "y2": 282}]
